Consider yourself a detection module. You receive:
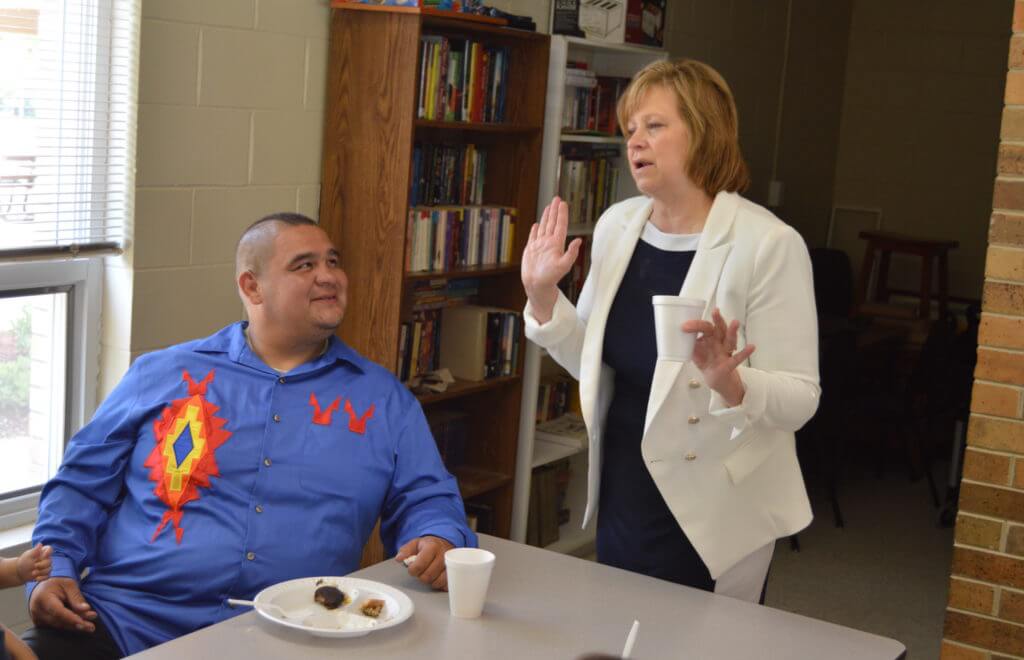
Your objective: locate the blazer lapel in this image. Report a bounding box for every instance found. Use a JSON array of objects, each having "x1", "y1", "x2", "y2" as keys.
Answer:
[
  {"x1": 578, "y1": 198, "x2": 651, "y2": 429},
  {"x1": 644, "y1": 192, "x2": 739, "y2": 435}
]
